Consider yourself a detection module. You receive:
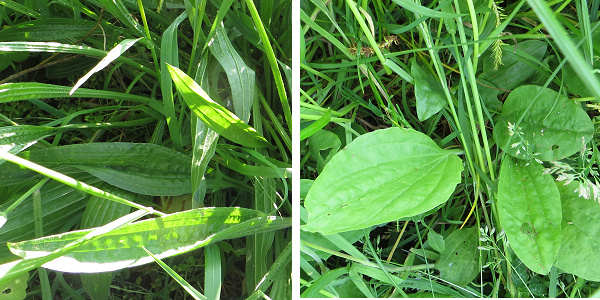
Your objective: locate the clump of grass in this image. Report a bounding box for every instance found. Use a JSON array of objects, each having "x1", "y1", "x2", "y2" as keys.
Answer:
[{"x1": 0, "y1": 0, "x2": 291, "y2": 299}]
